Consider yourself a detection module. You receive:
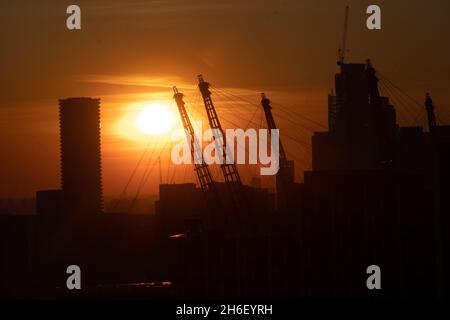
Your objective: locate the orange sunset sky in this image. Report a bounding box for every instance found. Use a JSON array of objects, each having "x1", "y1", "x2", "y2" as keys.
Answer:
[{"x1": 1, "y1": 0, "x2": 450, "y2": 198}]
